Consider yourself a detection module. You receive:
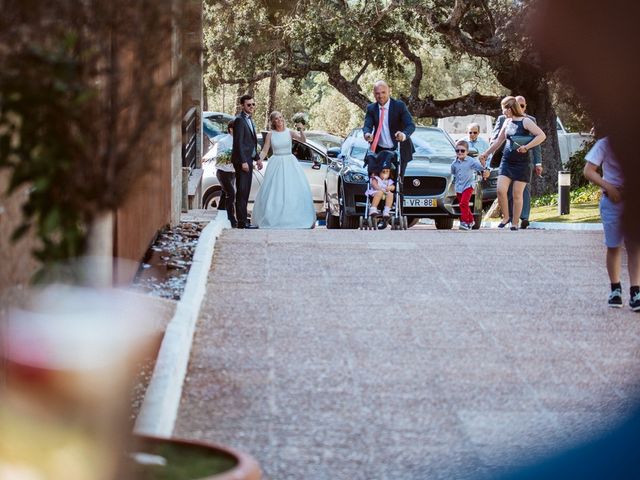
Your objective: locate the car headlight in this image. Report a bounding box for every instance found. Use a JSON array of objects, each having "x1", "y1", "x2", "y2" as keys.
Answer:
[{"x1": 343, "y1": 171, "x2": 368, "y2": 183}]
